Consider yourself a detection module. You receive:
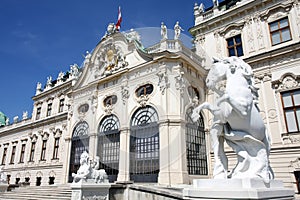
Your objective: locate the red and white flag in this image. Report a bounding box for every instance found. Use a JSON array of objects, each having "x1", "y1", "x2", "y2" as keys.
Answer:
[{"x1": 115, "y1": 6, "x2": 122, "y2": 31}]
